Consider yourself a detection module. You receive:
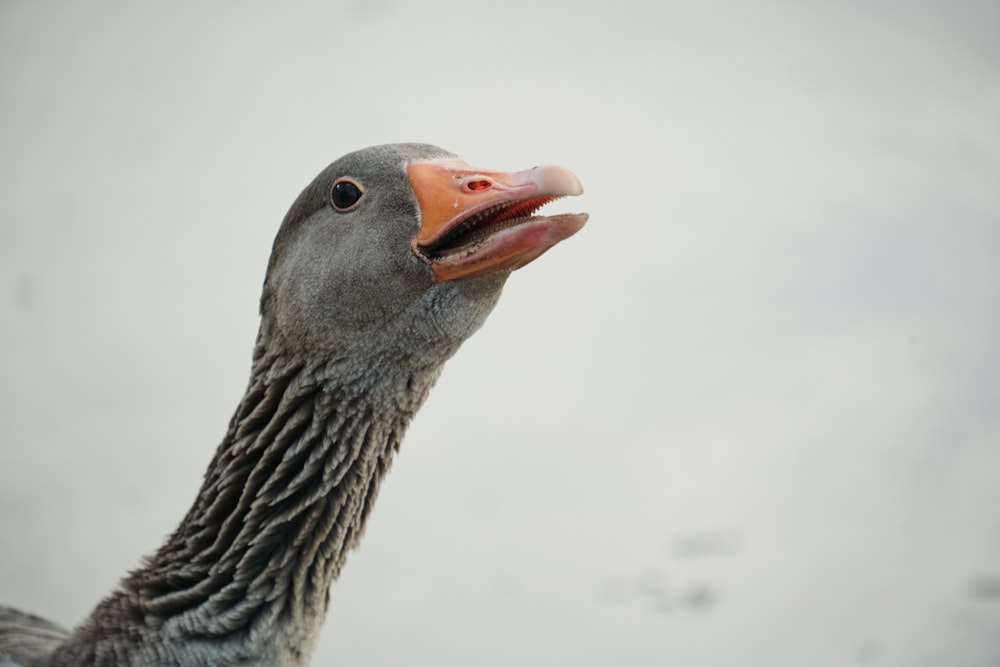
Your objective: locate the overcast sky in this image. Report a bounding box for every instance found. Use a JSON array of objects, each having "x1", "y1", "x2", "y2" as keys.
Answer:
[{"x1": 2, "y1": 1, "x2": 999, "y2": 665}]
